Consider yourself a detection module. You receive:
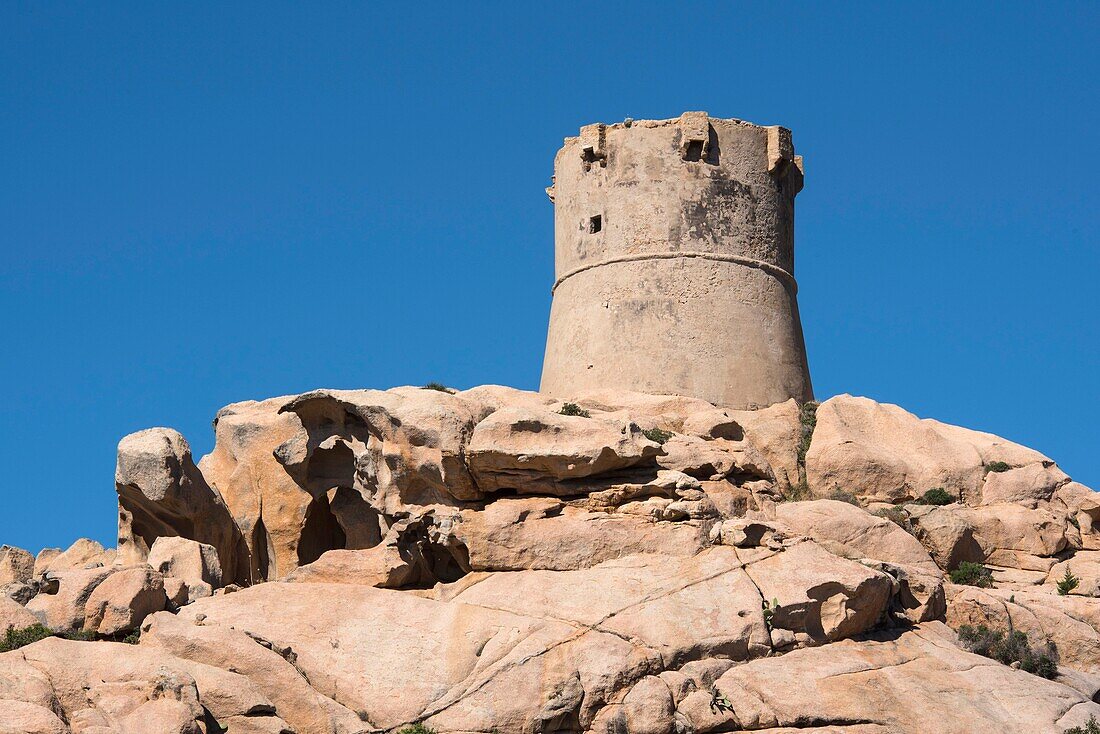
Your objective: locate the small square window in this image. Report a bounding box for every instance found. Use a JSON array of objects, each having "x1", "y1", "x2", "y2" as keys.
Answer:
[{"x1": 589, "y1": 215, "x2": 602, "y2": 234}]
